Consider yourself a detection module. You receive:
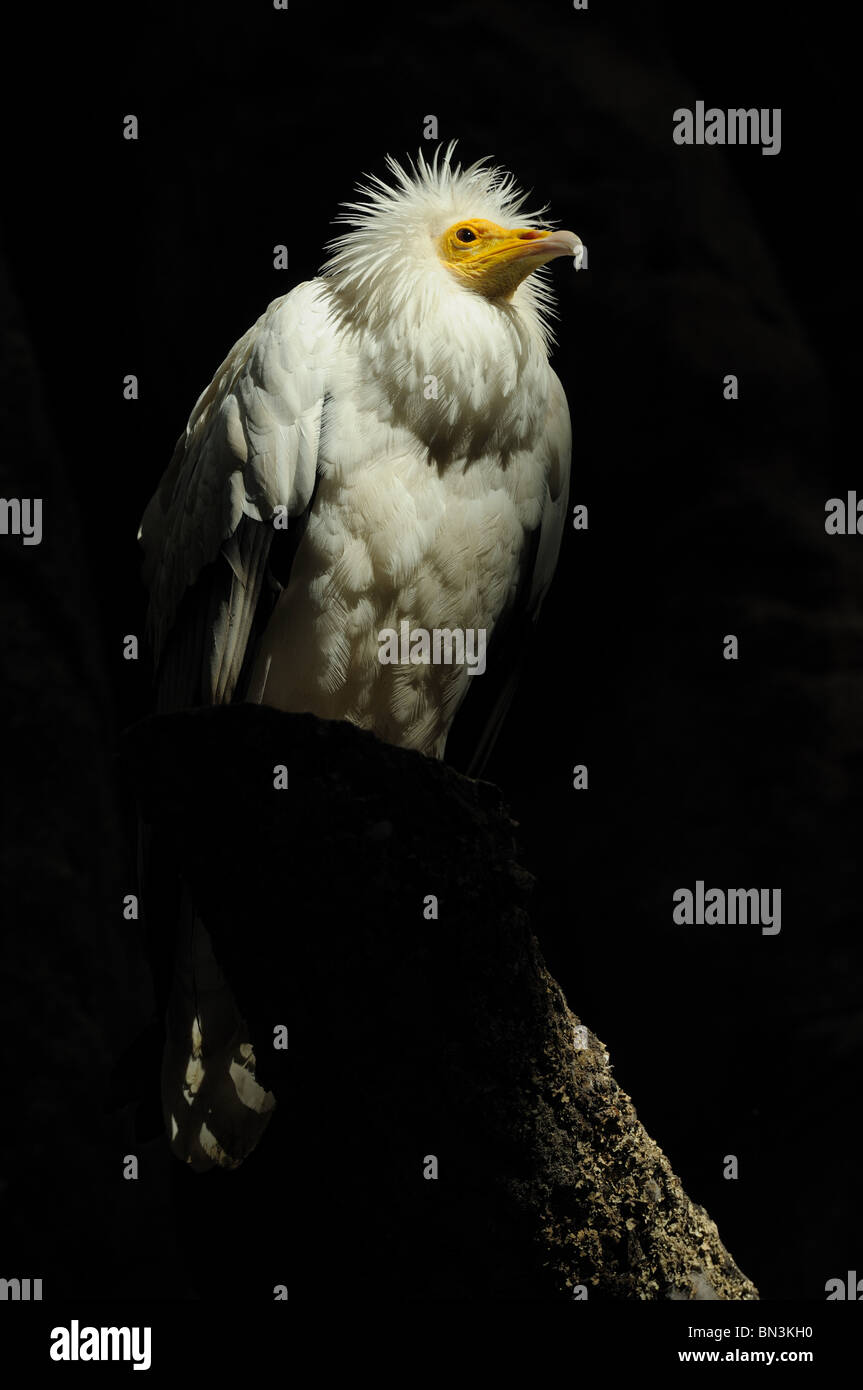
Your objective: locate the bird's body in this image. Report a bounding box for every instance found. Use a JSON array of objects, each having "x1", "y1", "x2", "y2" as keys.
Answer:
[
  {"x1": 239, "y1": 282, "x2": 570, "y2": 754},
  {"x1": 138, "y1": 145, "x2": 580, "y2": 1168}
]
